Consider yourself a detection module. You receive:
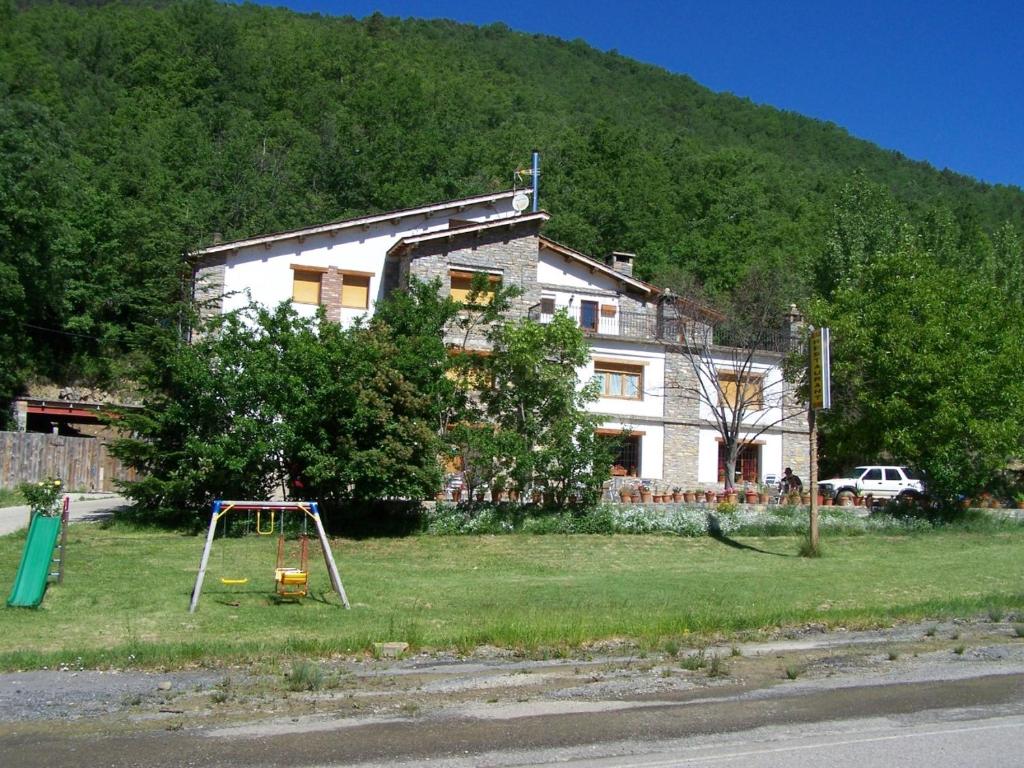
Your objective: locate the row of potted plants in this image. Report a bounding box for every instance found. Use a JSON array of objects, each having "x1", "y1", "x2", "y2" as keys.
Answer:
[{"x1": 615, "y1": 483, "x2": 782, "y2": 505}]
